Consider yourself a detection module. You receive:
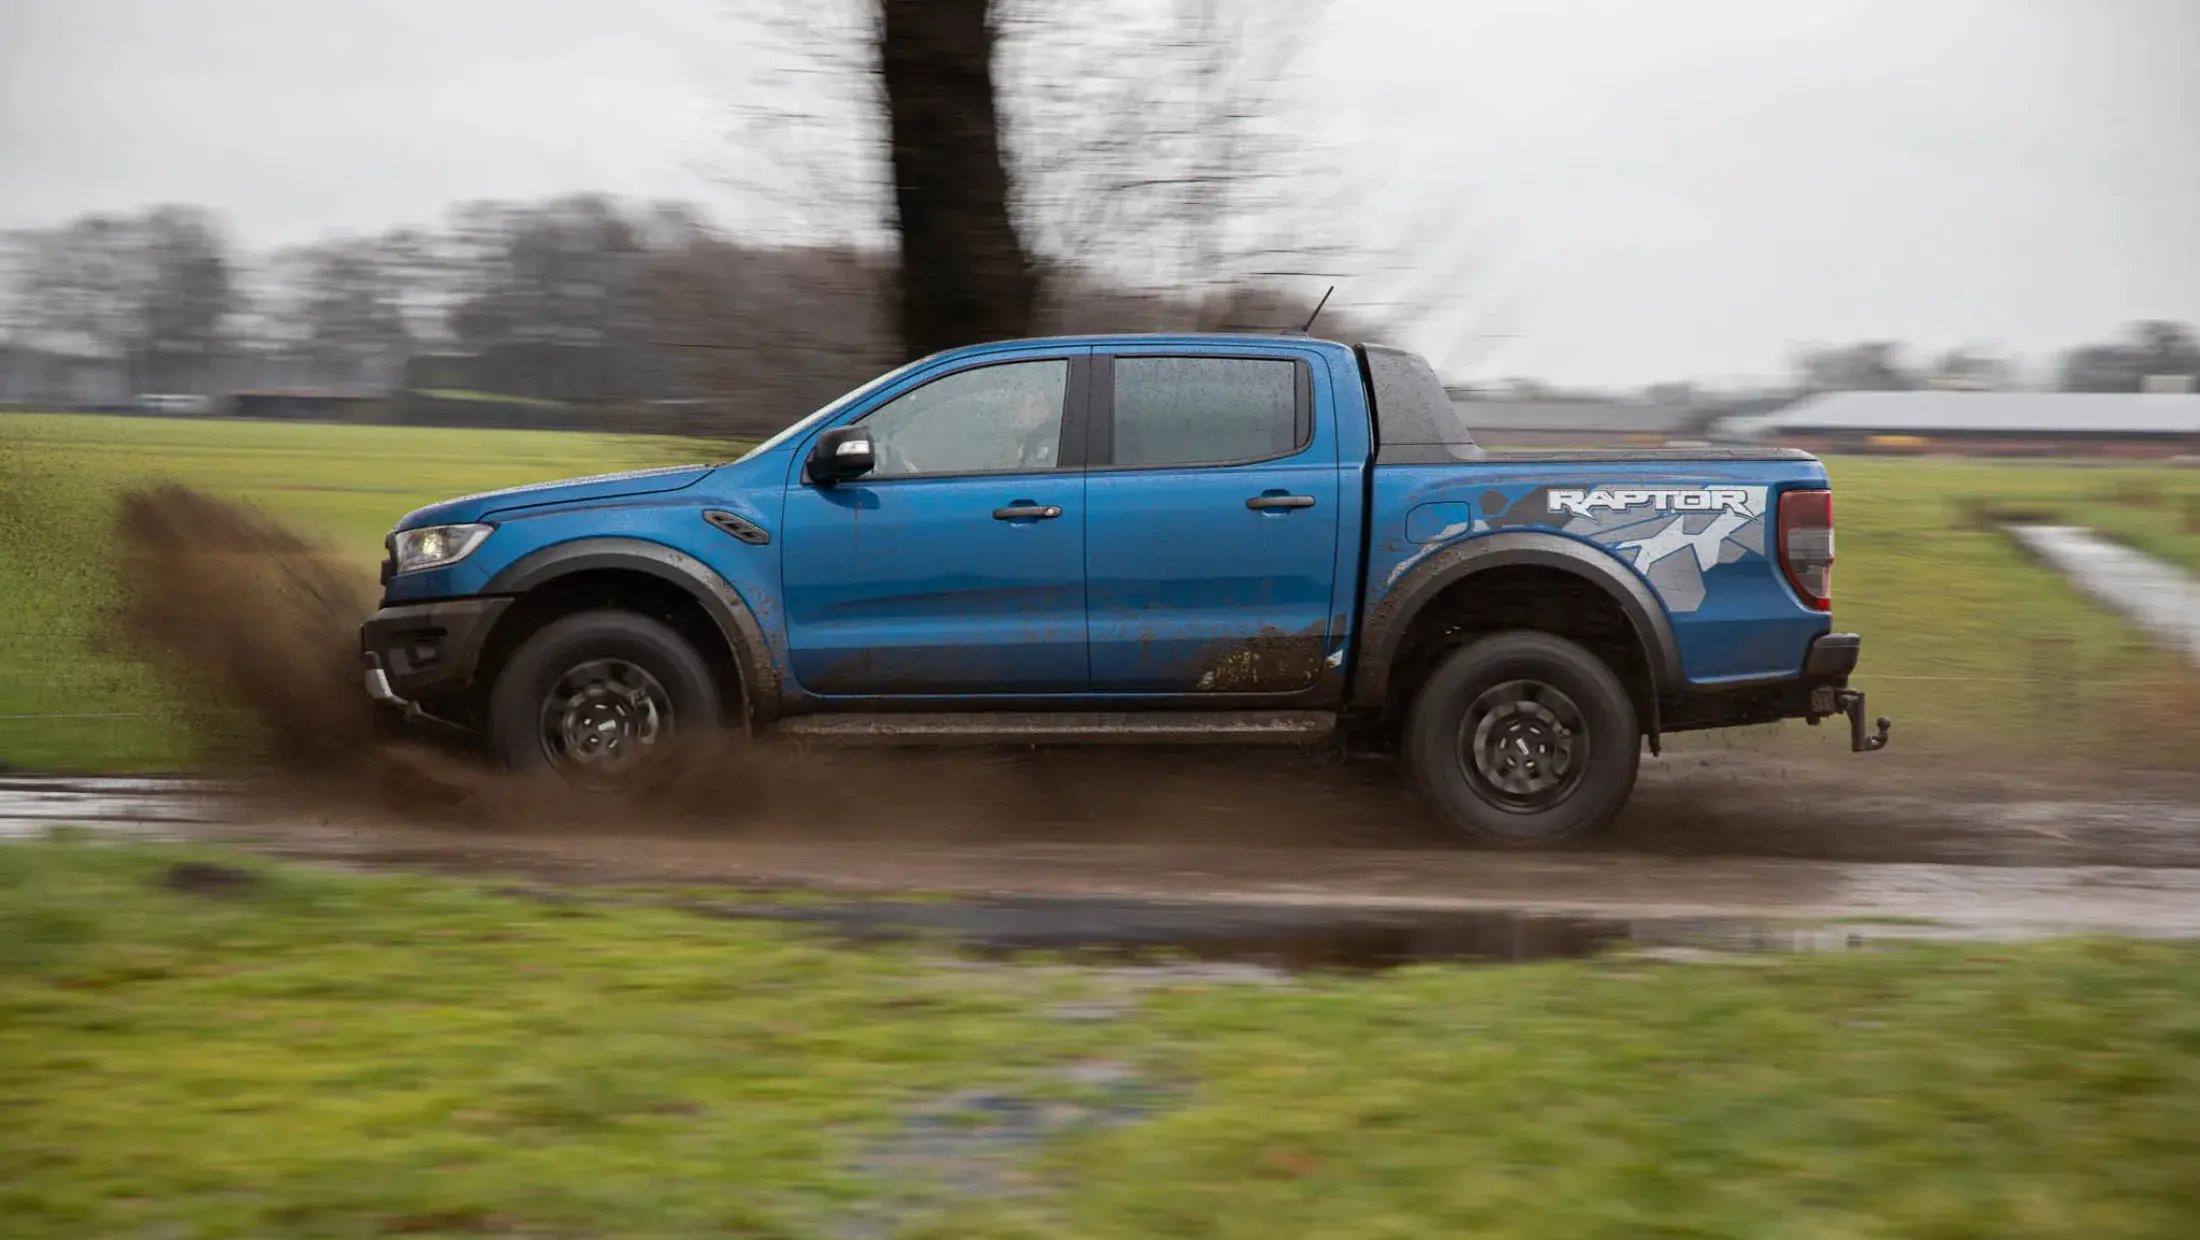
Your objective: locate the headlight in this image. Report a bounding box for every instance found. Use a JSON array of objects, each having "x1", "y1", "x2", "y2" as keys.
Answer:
[{"x1": 389, "y1": 523, "x2": 493, "y2": 574}]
